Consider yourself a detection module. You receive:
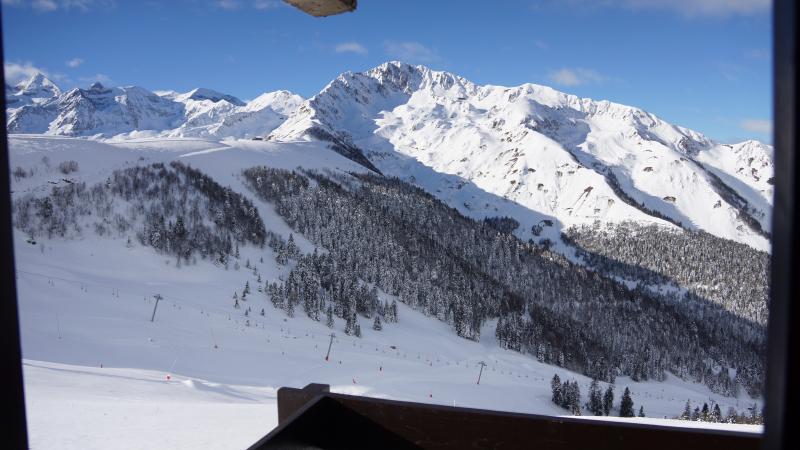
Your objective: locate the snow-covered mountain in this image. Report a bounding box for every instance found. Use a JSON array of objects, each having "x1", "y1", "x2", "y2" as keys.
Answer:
[
  {"x1": 5, "y1": 73, "x2": 62, "y2": 109},
  {"x1": 269, "y1": 61, "x2": 773, "y2": 251},
  {"x1": 5, "y1": 65, "x2": 773, "y2": 251},
  {"x1": 7, "y1": 81, "x2": 185, "y2": 136},
  {"x1": 5, "y1": 73, "x2": 303, "y2": 140},
  {"x1": 165, "y1": 90, "x2": 303, "y2": 139}
]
